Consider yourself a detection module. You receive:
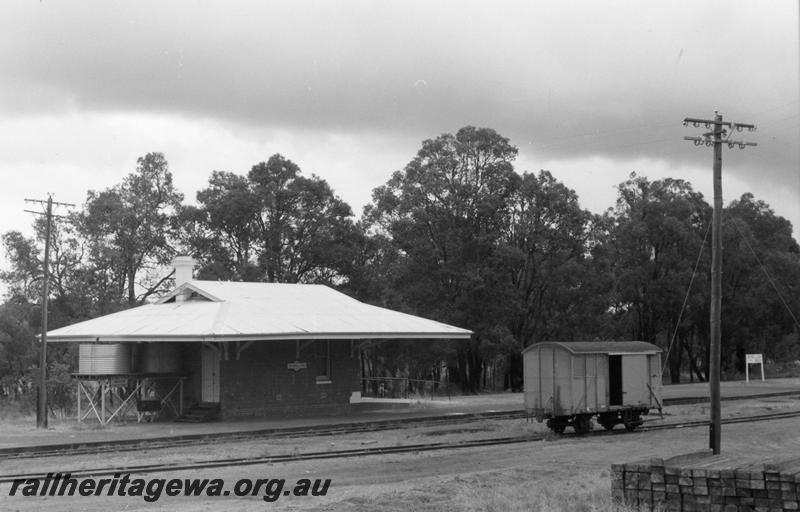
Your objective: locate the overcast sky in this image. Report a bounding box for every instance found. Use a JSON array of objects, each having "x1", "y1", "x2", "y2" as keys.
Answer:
[{"x1": 1, "y1": 1, "x2": 798, "y2": 246}]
